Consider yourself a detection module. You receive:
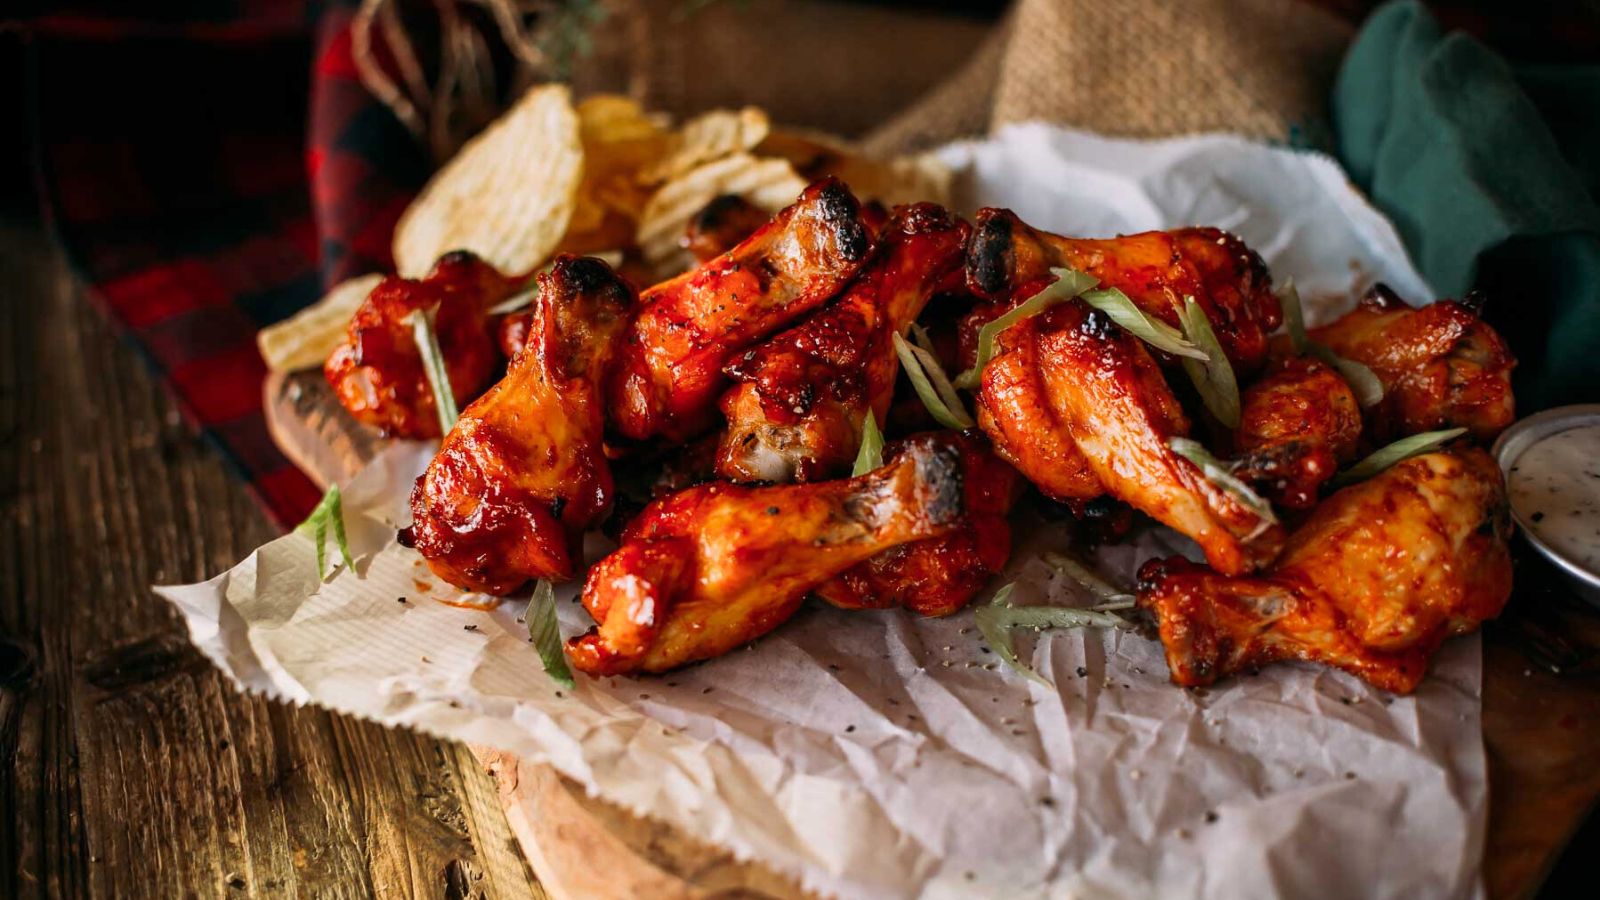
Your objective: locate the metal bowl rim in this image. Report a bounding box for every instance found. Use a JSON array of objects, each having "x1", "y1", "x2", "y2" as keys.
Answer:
[{"x1": 1490, "y1": 404, "x2": 1600, "y2": 604}]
